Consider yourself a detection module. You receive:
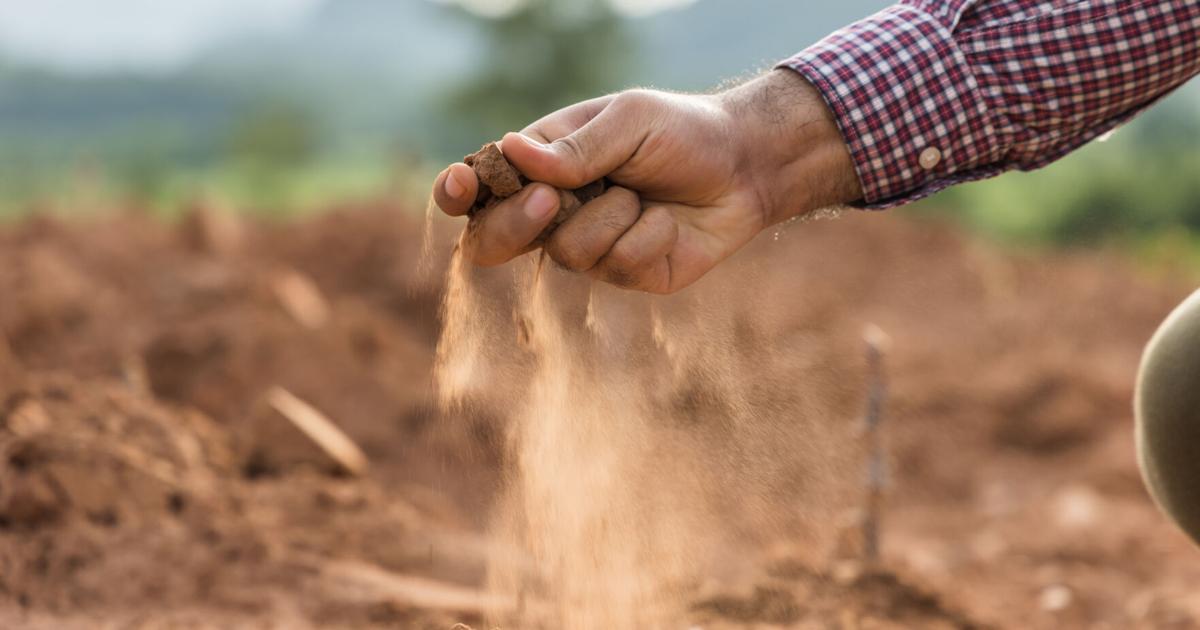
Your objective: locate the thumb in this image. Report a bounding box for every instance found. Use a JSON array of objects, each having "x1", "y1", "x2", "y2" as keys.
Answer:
[{"x1": 501, "y1": 94, "x2": 652, "y2": 189}]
